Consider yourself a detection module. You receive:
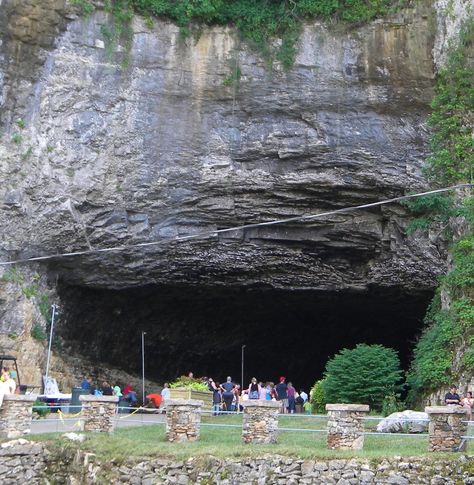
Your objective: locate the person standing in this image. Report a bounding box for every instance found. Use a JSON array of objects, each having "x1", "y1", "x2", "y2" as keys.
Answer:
[
  {"x1": 233, "y1": 384, "x2": 241, "y2": 412},
  {"x1": 287, "y1": 381, "x2": 296, "y2": 413},
  {"x1": 247, "y1": 377, "x2": 260, "y2": 400},
  {"x1": 208, "y1": 379, "x2": 221, "y2": 416},
  {"x1": 462, "y1": 391, "x2": 474, "y2": 420},
  {"x1": 220, "y1": 376, "x2": 235, "y2": 413},
  {"x1": 275, "y1": 376, "x2": 288, "y2": 414},
  {"x1": 299, "y1": 389, "x2": 308, "y2": 403},
  {"x1": 445, "y1": 385, "x2": 461, "y2": 405},
  {"x1": 161, "y1": 382, "x2": 170, "y2": 401}
]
